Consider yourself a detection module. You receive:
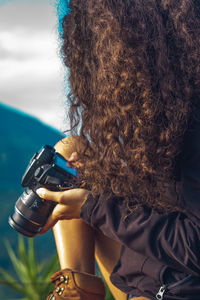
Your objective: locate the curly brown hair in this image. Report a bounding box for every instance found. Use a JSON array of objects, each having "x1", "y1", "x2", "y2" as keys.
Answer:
[{"x1": 60, "y1": 0, "x2": 200, "y2": 211}]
